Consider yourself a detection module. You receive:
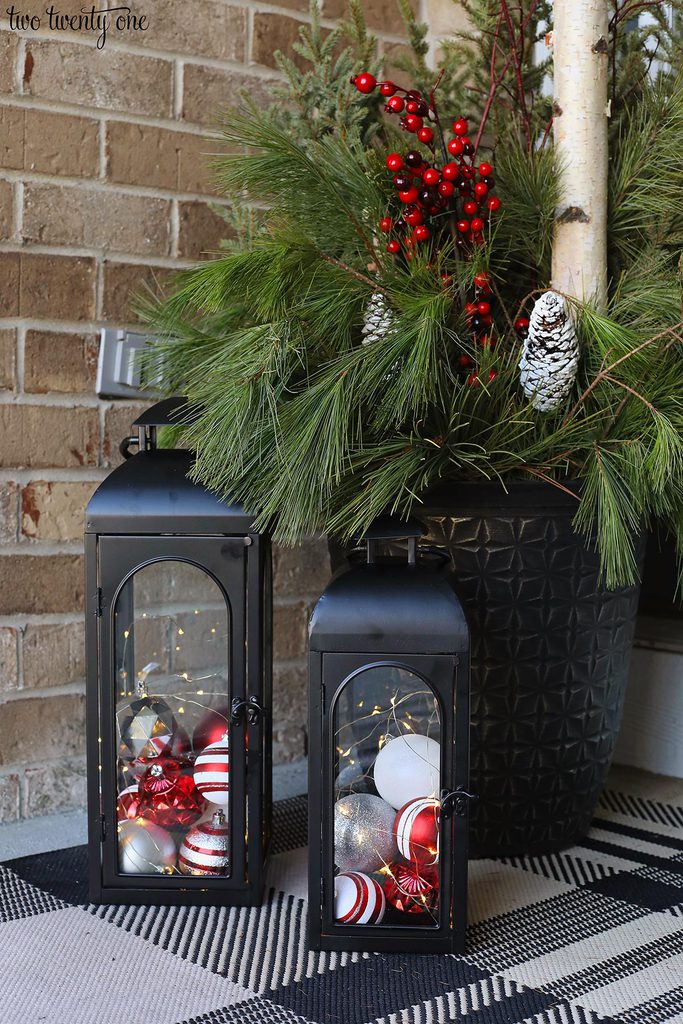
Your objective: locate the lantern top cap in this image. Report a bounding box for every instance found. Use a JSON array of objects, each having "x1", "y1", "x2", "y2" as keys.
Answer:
[
  {"x1": 357, "y1": 515, "x2": 425, "y2": 543},
  {"x1": 131, "y1": 396, "x2": 199, "y2": 429}
]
